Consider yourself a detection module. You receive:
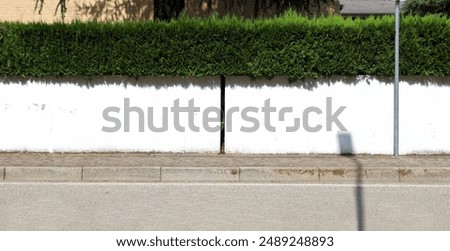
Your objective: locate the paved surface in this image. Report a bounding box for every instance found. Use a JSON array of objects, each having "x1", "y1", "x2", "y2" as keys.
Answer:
[
  {"x1": 1, "y1": 153, "x2": 450, "y2": 183},
  {"x1": 2, "y1": 154, "x2": 449, "y2": 230},
  {"x1": 2, "y1": 153, "x2": 450, "y2": 167},
  {"x1": 1, "y1": 182, "x2": 449, "y2": 231}
]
